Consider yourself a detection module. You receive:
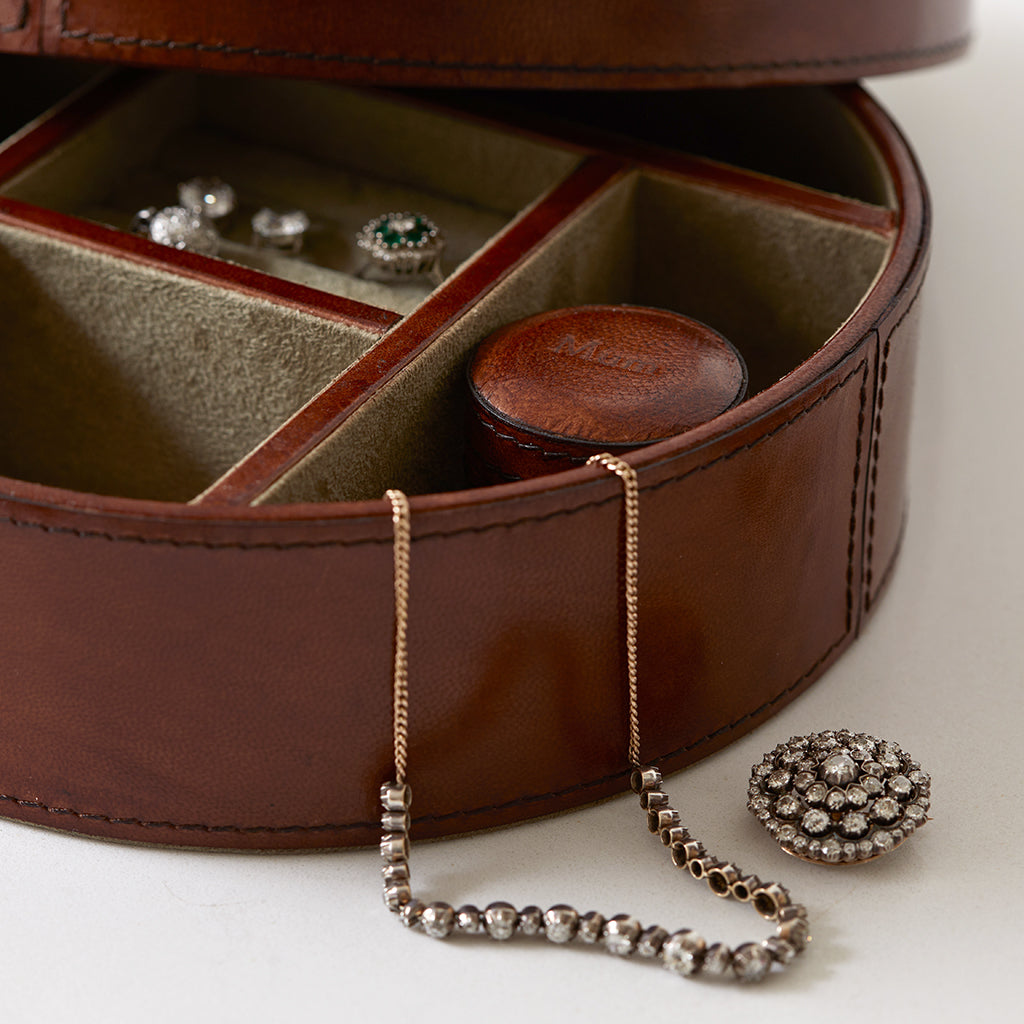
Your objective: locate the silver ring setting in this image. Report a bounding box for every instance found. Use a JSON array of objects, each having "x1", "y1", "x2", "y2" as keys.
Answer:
[
  {"x1": 748, "y1": 729, "x2": 931, "y2": 864},
  {"x1": 251, "y1": 207, "x2": 311, "y2": 254},
  {"x1": 356, "y1": 211, "x2": 444, "y2": 284}
]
